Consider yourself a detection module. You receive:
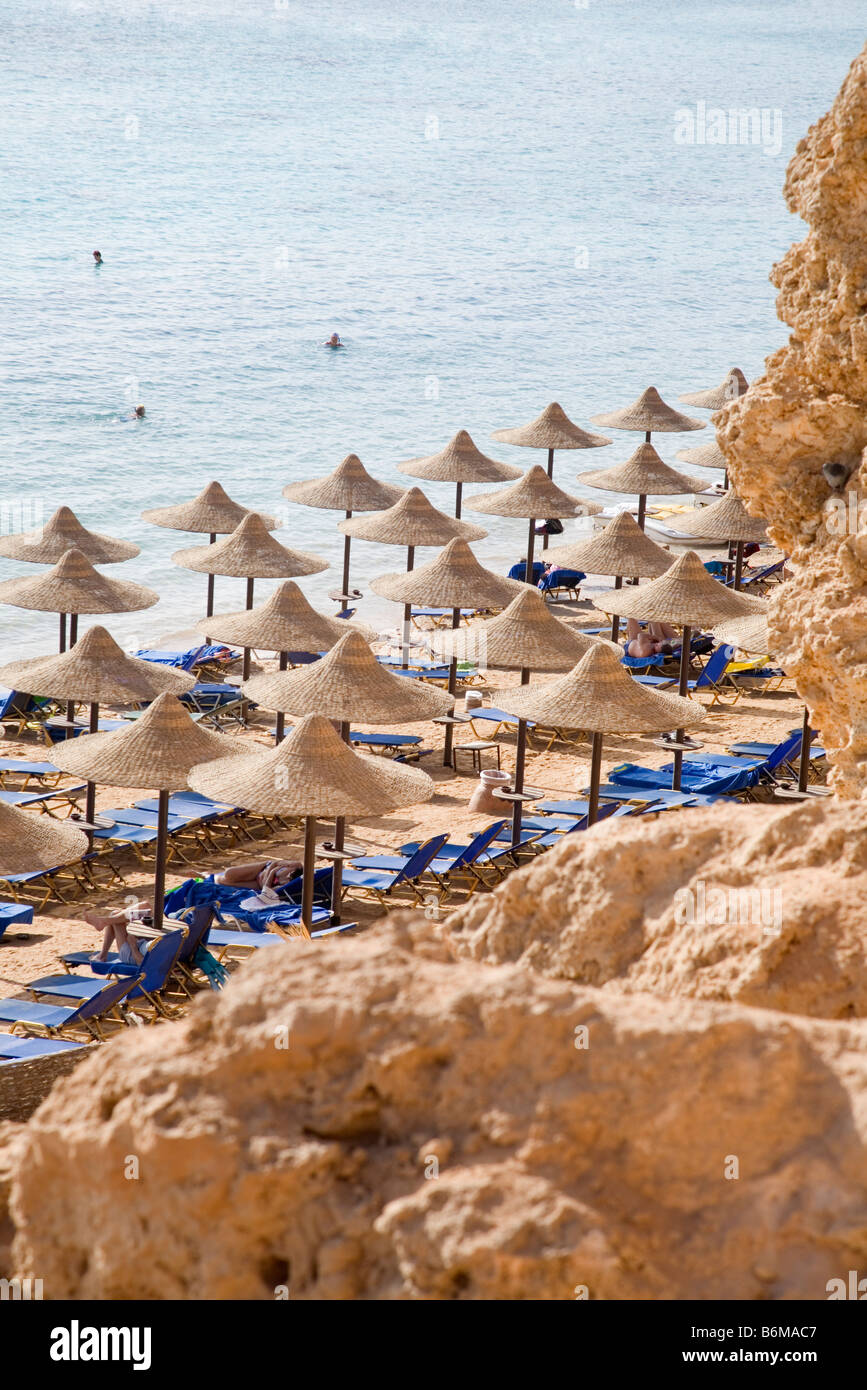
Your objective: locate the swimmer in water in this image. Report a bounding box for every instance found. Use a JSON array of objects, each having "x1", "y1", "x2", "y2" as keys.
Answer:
[
  {"x1": 324, "y1": 332, "x2": 344, "y2": 348},
  {"x1": 93, "y1": 250, "x2": 103, "y2": 265},
  {"x1": 121, "y1": 405, "x2": 145, "y2": 421}
]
